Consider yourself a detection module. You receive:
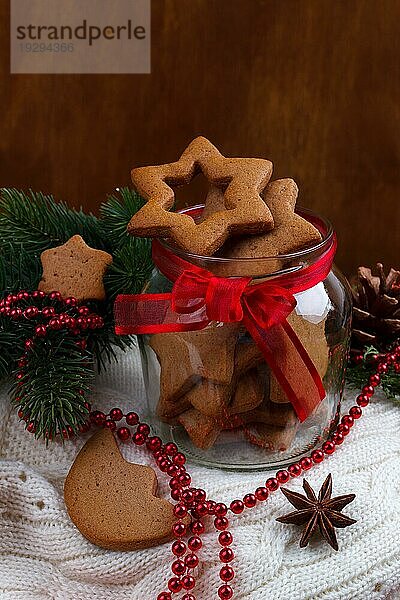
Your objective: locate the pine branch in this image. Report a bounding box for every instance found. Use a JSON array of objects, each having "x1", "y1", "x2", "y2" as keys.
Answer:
[
  {"x1": 104, "y1": 237, "x2": 153, "y2": 300},
  {"x1": 0, "y1": 188, "x2": 106, "y2": 254},
  {"x1": 100, "y1": 187, "x2": 146, "y2": 250},
  {"x1": 0, "y1": 243, "x2": 42, "y2": 292},
  {"x1": 11, "y1": 335, "x2": 94, "y2": 440},
  {"x1": 346, "y1": 344, "x2": 400, "y2": 403}
]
